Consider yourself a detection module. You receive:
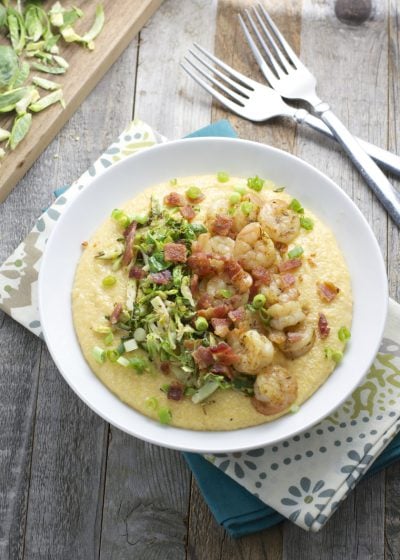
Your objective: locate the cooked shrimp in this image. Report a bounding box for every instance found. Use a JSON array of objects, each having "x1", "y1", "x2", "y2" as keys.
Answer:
[
  {"x1": 194, "y1": 233, "x2": 235, "y2": 258},
  {"x1": 277, "y1": 322, "x2": 315, "y2": 359},
  {"x1": 258, "y1": 199, "x2": 300, "y2": 243},
  {"x1": 268, "y1": 301, "x2": 305, "y2": 330},
  {"x1": 252, "y1": 365, "x2": 298, "y2": 415},
  {"x1": 227, "y1": 329, "x2": 274, "y2": 374},
  {"x1": 231, "y1": 191, "x2": 262, "y2": 233},
  {"x1": 206, "y1": 276, "x2": 231, "y2": 299},
  {"x1": 233, "y1": 223, "x2": 276, "y2": 272}
]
